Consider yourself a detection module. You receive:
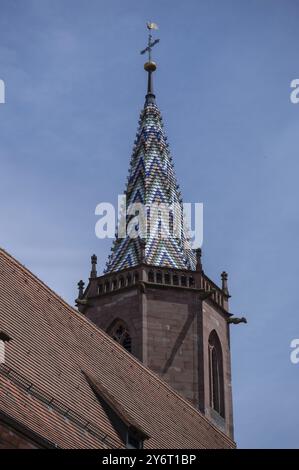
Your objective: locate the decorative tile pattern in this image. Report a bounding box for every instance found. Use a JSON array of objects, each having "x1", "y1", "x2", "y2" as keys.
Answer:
[{"x1": 105, "y1": 99, "x2": 196, "y2": 273}]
